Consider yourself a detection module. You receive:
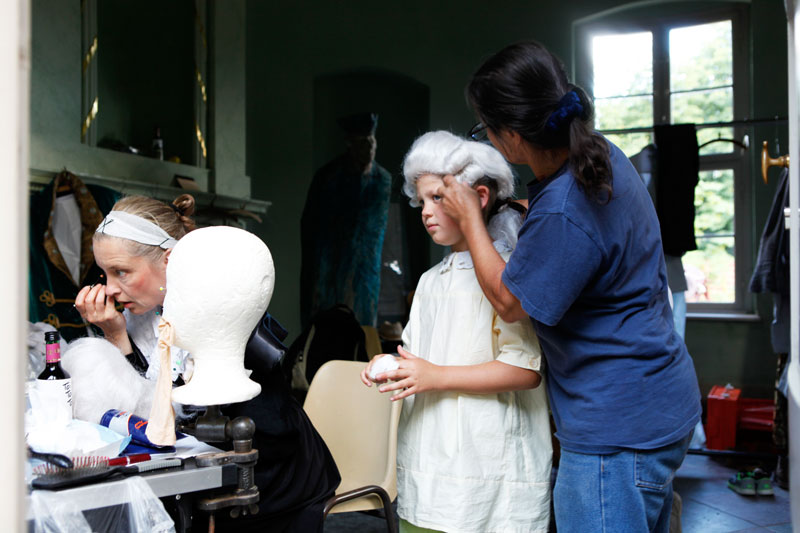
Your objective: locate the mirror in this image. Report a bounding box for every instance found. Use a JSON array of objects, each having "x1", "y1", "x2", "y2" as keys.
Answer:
[{"x1": 82, "y1": 0, "x2": 207, "y2": 167}]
